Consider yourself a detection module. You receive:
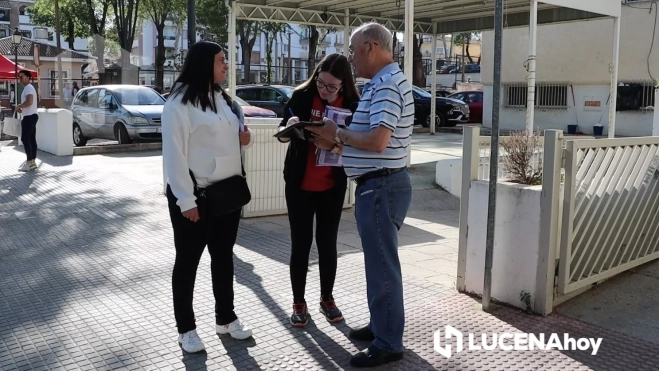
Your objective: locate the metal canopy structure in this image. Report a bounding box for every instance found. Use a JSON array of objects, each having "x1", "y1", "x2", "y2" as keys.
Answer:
[{"x1": 226, "y1": 0, "x2": 622, "y2": 136}]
